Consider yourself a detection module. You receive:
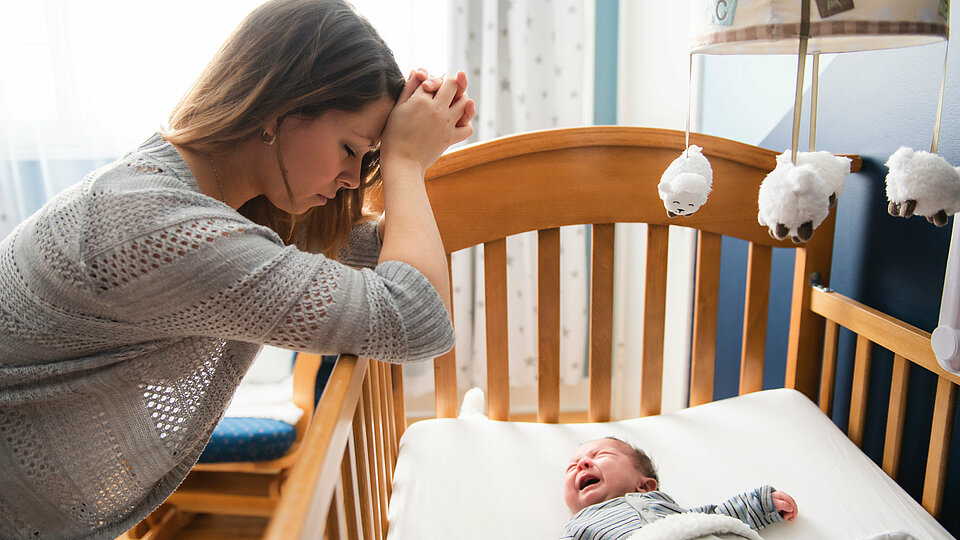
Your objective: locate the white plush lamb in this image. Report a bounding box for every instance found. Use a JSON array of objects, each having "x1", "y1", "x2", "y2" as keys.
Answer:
[
  {"x1": 885, "y1": 146, "x2": 960, "y2": 227},
  {"x1": 757, "y1": 162, "x2": 831, "y2": 243},
  {"x1": 776, "y1": 150, "x2": 852, "y2": 208},
  {"x1": 658, "y1": 145, "x2": 713, "y2": 217}
]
